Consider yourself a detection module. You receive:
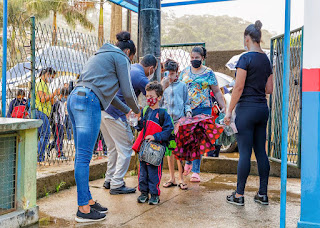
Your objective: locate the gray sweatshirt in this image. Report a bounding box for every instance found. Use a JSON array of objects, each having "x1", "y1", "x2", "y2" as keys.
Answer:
[
  {"x1": 76, "y1": 43, "x2": 139, "y2": 114},
  {"x1": 162, "y1": 81, "x2": 192, "y2": 122}
]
